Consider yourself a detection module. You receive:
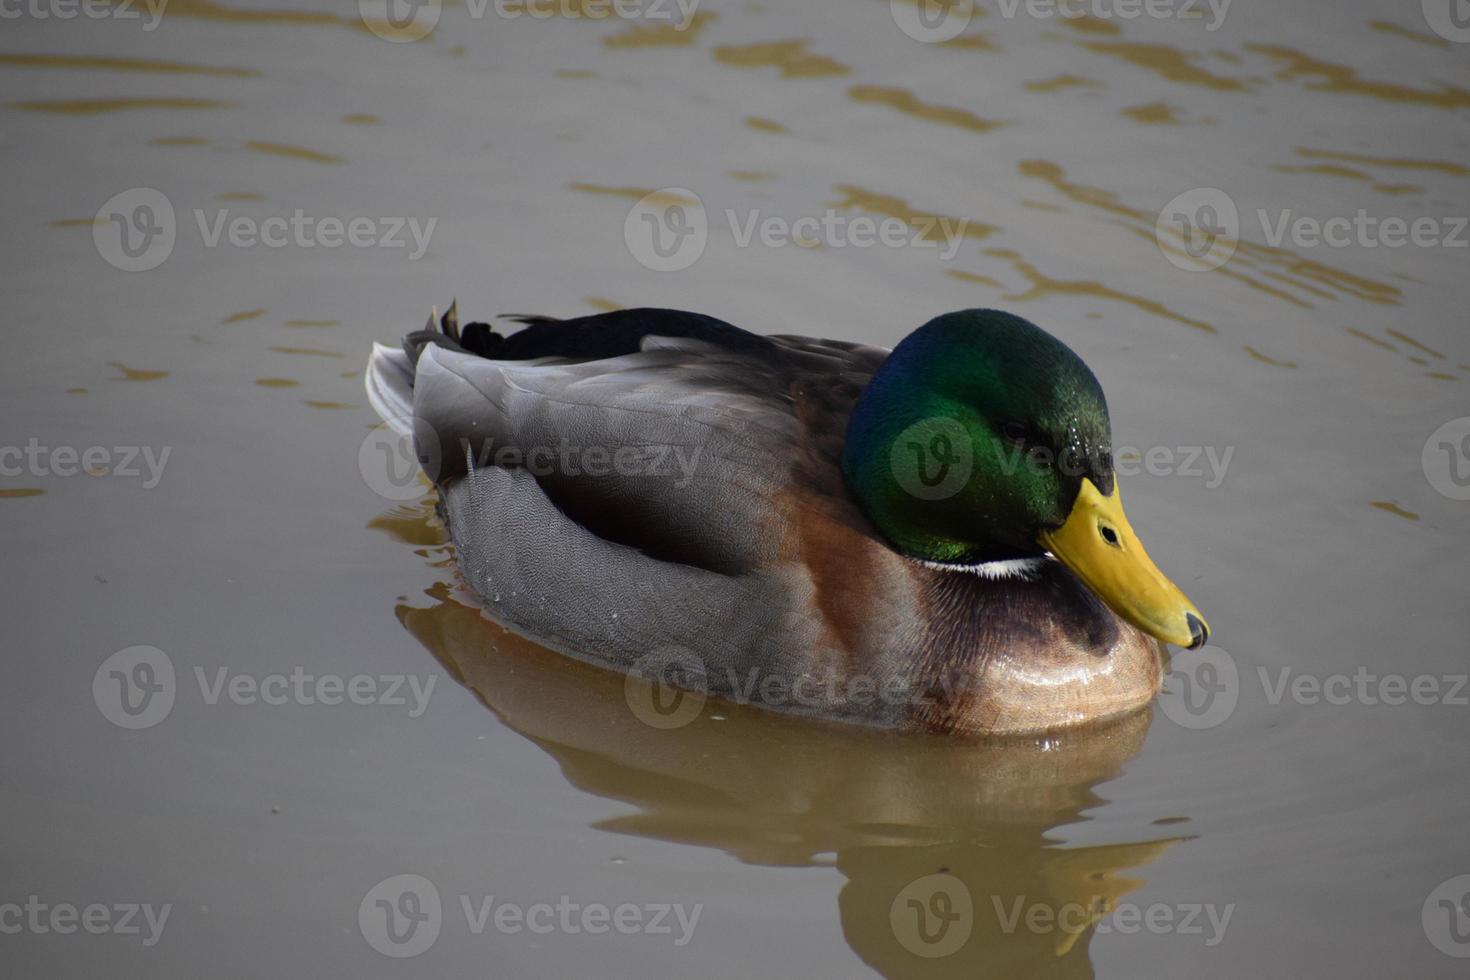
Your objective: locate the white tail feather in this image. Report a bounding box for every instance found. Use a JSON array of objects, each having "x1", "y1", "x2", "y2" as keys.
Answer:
[{"x1": 365, "y1": 342, "x2": 416, "y2": 437}]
